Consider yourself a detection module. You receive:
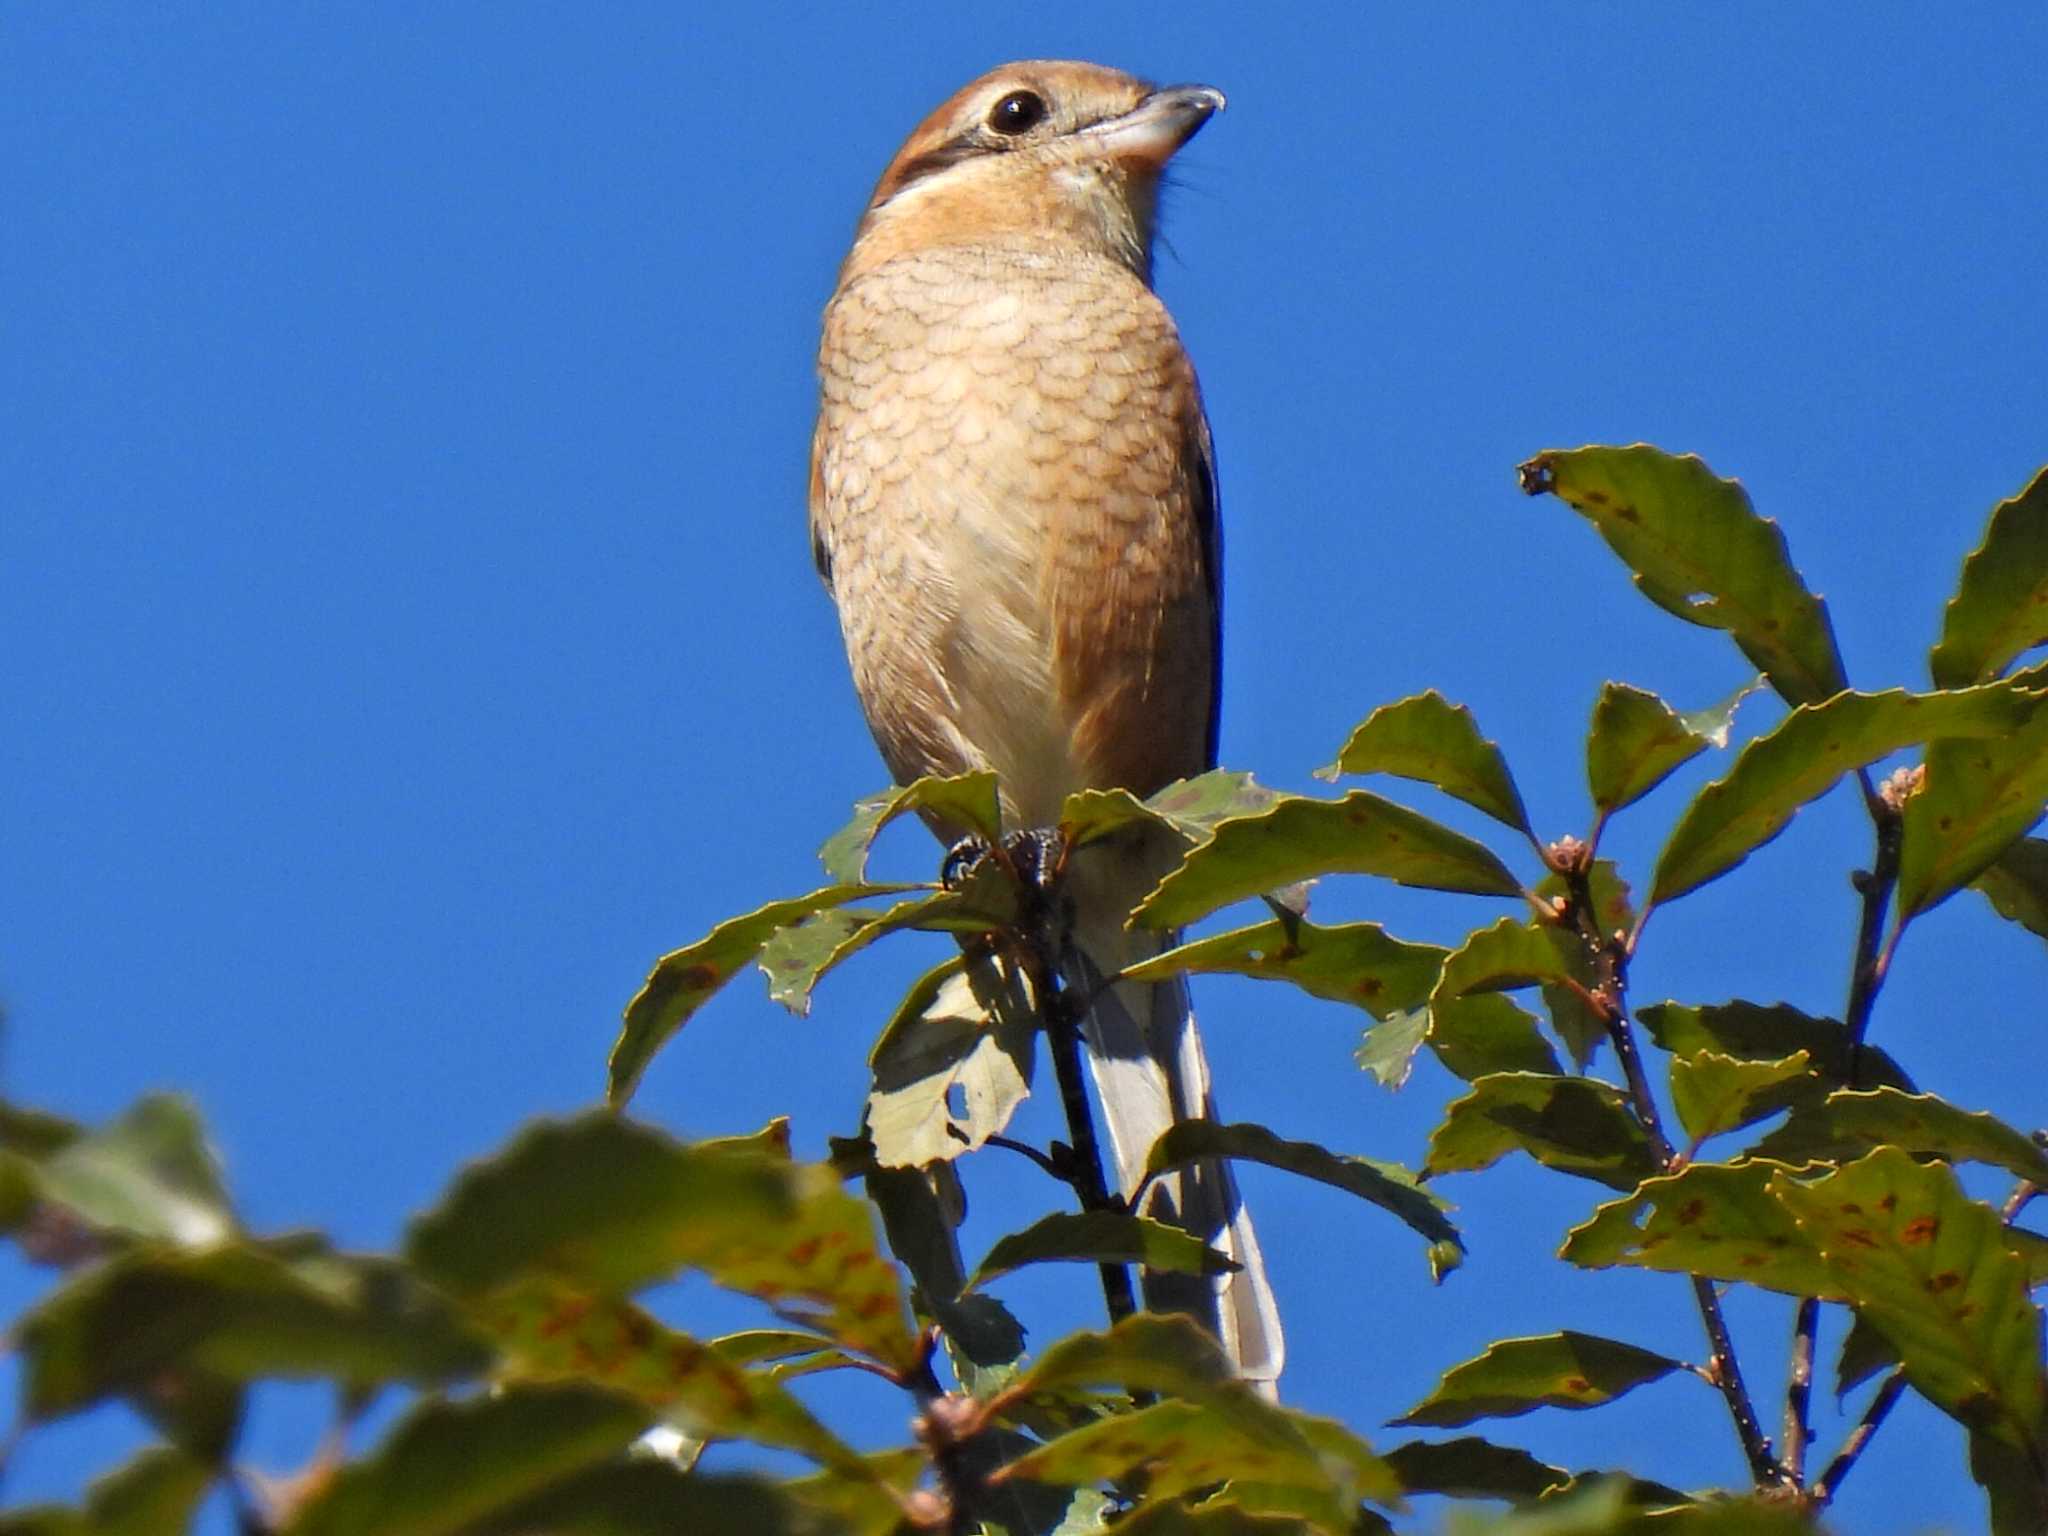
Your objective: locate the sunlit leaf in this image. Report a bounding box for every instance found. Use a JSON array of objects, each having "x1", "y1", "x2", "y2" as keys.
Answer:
[
  {"x1": 1976, "y1": 836, "x2": 2048, "y2": 943},
  {"x1": 1668, "y1": 1051, "x2": 1813, "y2": 1145},
  {"x1": 1899, "y1": 702, "x2": 2048, "y2": 922},
  {"x1": 1637, "y1": 1000, "x2": 1912, "y2": 1090},
  {"x1": 1427, "y1": 995, "x2": 1564, "y2": 1082},
  {"x1": 1519, "y1": 445, "x2": 1847, "y2": 705},
  {"x1": 1560, "y1": 1159, "x2": 1826, "y2": 1293},
  {"x1": 1396, "y1": 1332, "x2": 1681, "y2": 1428},
  {"x1": 612, "y1": 881, "x2": 917, "y2": 1104},
  {"x1": 1382, "y1": 1436, "x2": 1569, "y2": 1500},
  {"x1": 1318, "y1": 692, "x2": 1532, "y2": 836},
  {"x1": 1436, "y1": 917, "x2": 1580, "y2": 999},
  {"x1": 1144, "y1": 1121, "x2": 1461, "y2": 1275},
  {"x1": 990, "y1": 1313, "x2": 1237, "y2": 1409},
  {"x1": 1585, "y1": 680, "x2": 1757, "y2": 816},
  {"x1": 1129, "y1": 919, "x2": 1444, "y2": 1022},
  {"x1": 1357, "y1": 1008, "x2": 1429, "y2": 1090},
  {"x1": 1426, "y1": 1075, "x2": 1656, "y2": 1192},
  {"x1": 1750, "y1": 1088, "x2": 2048, "y2": 1187},
  {"x1": 818, "y1": 771, "x2": 1002, "y2": 883},
  {"x1": 34, "y1": 1095, "x2": 234, "y2": 1249},
  {"x1": 1929, "y1": 465, "x2": 2048, "y2": 688},
  {"x1": 1060, "y1": 771, "x2": 1282, "y2": 855},
  {"x1": 865, "y1": 951, "x2": 1035, "y2": 1168},
  {"x1": 1133, "y1": 791, "x2": 1522, "y2": 930},
  {"x1": 970, "y1": 1210, "x2": 1234, "y2": 1290},
  {"x1": 1651, "y1": 685, "x2": 2039, "y2": 905}
]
